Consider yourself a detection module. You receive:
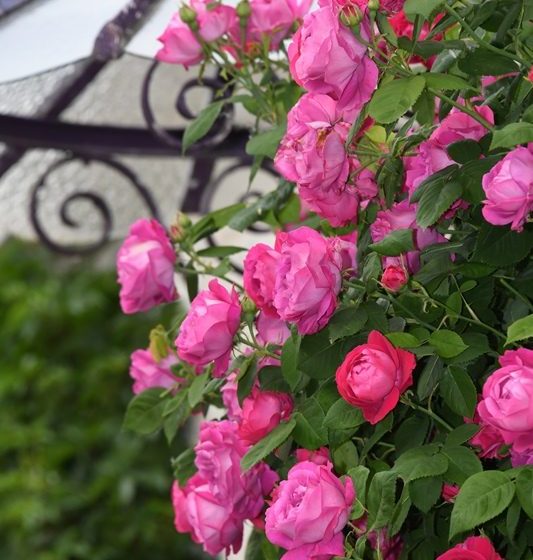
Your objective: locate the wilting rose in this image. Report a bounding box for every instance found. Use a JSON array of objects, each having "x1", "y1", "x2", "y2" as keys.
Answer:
[
  {"x1": 437, "y1": 536, "x2": 503, "y2": 560},
  {"x1": 176, "y1": 279, "x2": 241, "y2": 377},
  {"x1": 336, "y1": 330, "x2": 416, "y2": 424},
  {"x1": 116, "y1": 218, "x2": 177, "y2": 314},
  {"x1": 265, "y1": 461, "x2": 354, "y2": 560},
  {"x1": 482, "y1": 144, "x2": 533, "y2": 231},
  {"x1": 129, "y1": 349, "x2": 180, "y2": 394}
]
